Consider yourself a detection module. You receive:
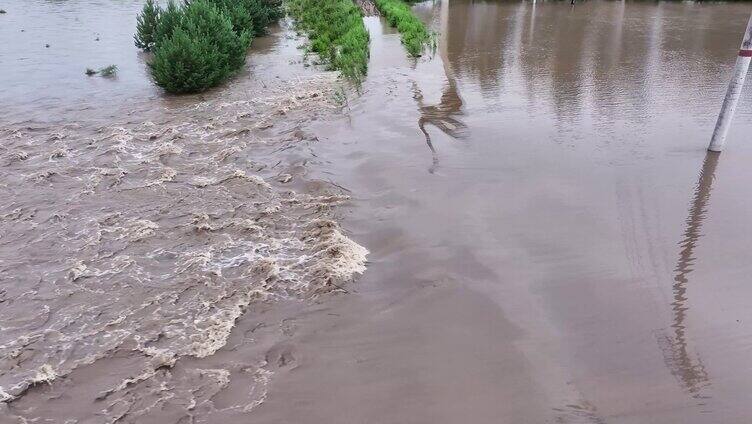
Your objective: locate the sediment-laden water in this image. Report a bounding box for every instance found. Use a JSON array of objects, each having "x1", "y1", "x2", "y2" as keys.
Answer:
[
  {"x1": 0, "y1": 74, "x2": 369, "y2": 421},
  {"x1": 6, "y1": 0, "x2": 752, "y2": 423},
  {"x1": 253, "y1": 2, "x2": 752, "y2": 423},
  {"x1": 0, "y1": 3, "x2": 366, "y2": 421}
]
